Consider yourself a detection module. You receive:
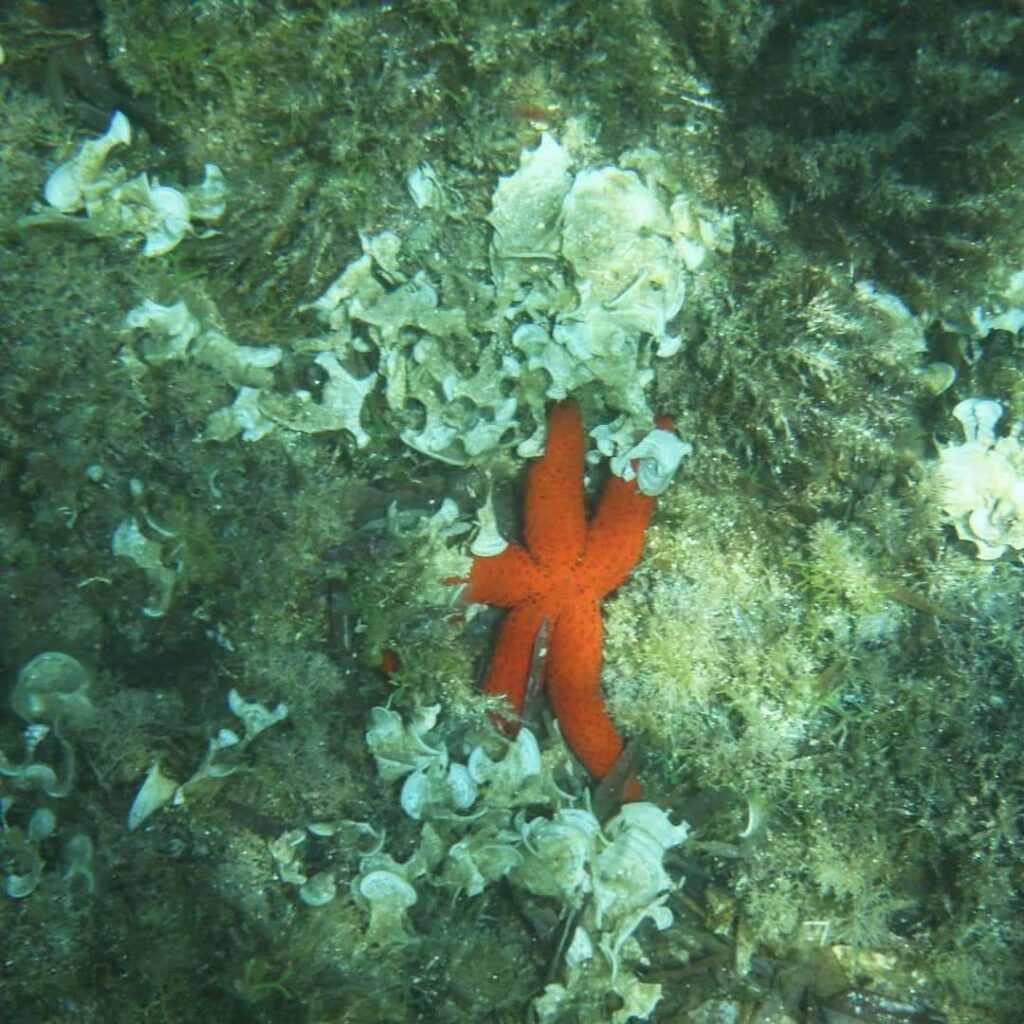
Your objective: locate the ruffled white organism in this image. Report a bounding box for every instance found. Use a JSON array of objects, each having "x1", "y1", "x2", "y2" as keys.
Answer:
[
  {"x1": 2, "y1": 655, "x2": 98, "y2": 899},
  {"x1": 406, "y1": 162, "x2": 446, "y2": 211},
  {"x1": 609, "y1": 423, "x2": 692, "y2": 496},
  {"x1": 466, "y1": 727, "x2": 542, "y2": 804},
  {"x1": 122, "y1": 298, "x2": 296, "y2": 444},
  {"x1": 11, "y1": 652, "x2": 95, "y2": 728},
  {"x1": 365, "y1": 704, "x2": 448, "y2": 780},
  {"x1": 124, "y1": 299, "x2": 201, "y2": 363},
  {"x1": 353, "y1": 870, "x2": 419, "y2": 945},
  {"x1": 111, "y1": 518, "x2": 179, "y2": 617},
  {"x1": 260, "y1": 351, "x2": 377, "y2": 448},
  {"x1": 126, "y1": 690, "x2": 287, "y2": 831},
  {"x1": 36, "y1": 111, "x2": 225, "y2": 256},
  {"x1": 352, "y1": 706, "x2": 689, "y2": 1020},
  {"x1": 44, "y1": 110, "x2": 132, "y2": 211},
  {"x1": 510, "y1": 808, "x2": 601, "y2": 906},
  {"x1": 934, "y1": 398, "x2": 1024, "y2": 559},
  {"x1": 300, "y1": 133, "x2": 714, "y2": 467},
  {"x1": 365, "y1": 705, "x2": 478, "y2": 820}
]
